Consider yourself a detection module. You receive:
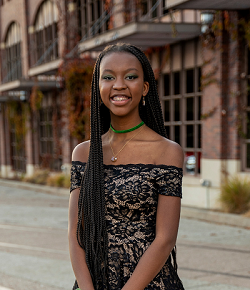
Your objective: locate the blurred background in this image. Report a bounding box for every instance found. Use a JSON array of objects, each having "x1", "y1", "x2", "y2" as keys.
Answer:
[
  {"x1": 1, "y1": 0, "x2": 250, "y2": 211},
  {"x1": 0, "y1": 0, "x2": 250, "y2": 289}
]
